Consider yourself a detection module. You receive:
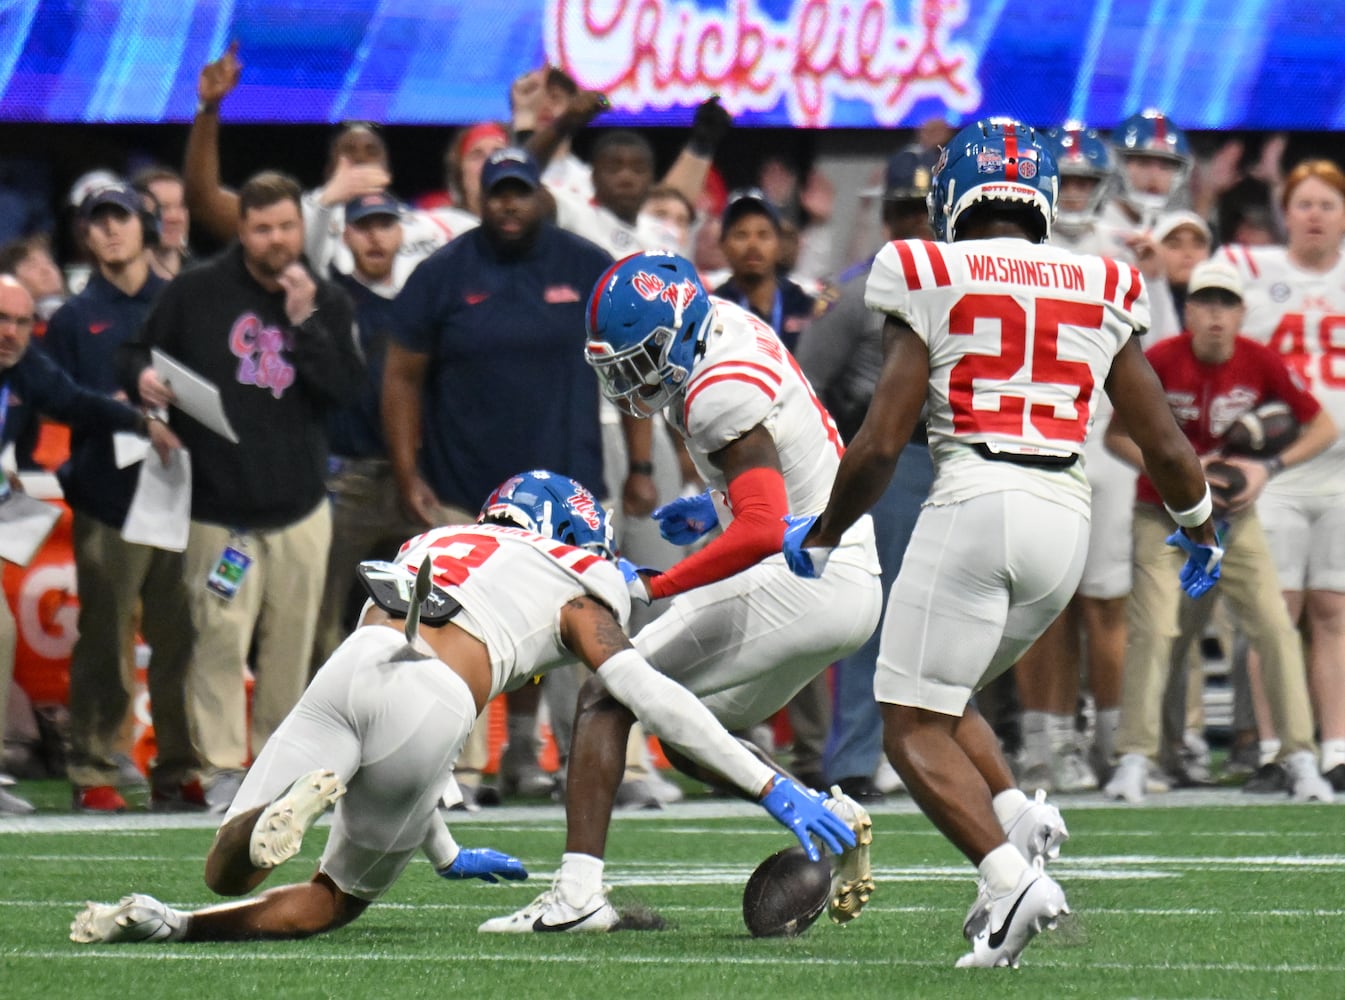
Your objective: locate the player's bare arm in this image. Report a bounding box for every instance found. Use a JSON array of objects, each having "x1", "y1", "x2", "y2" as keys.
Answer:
[
  {"x1": 810, "y1": 317, "x2": 928, "y2": 548},
  {"x1": 183, "y1": 43, "x2": 242, "y2": 242},
  {"x1": 1104, "y1": 337, "x2": 1215, "y2": 543},
  {"x1": 708, "y1": 422, "x2": 783, "y2": 480},
  {"x1": 559, "y1": 595, "x2": 633, "y2": 668}
]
